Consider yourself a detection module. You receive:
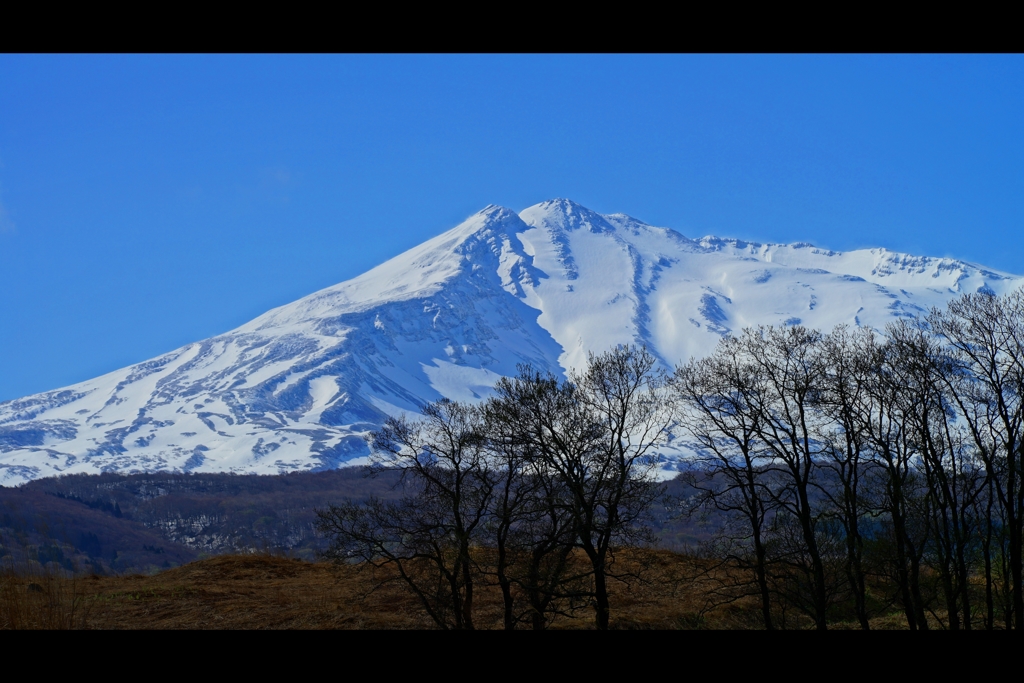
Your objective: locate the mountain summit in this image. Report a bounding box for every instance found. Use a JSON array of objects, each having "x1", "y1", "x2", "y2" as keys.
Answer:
[{"x1": 1, "y1": 200, "x2": 1020, "y2": 485}]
